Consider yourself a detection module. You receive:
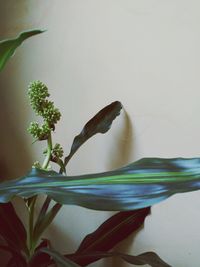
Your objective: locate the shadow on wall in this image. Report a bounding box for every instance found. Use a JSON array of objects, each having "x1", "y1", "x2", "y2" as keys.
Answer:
[
  {"x1": 107, "y1": 110, "x2": 139, "y2": 267},
  {"x1": 0, "y1": 2, "x2": 33, "y2": 264},
  {"x1": 108, "y1": 109, "x2": 134, "y2": 170},
  {"x1": 0, "y1": 0, "x2": 33, "y2": 182},
  {"x1": 0, "y1": 70, "x2": 33, "y2": 181},
  {"x1": 0, "y1": 58, "x2": 33, "y2": 267}
]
